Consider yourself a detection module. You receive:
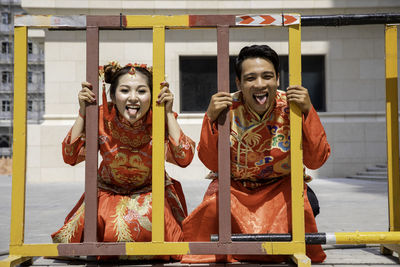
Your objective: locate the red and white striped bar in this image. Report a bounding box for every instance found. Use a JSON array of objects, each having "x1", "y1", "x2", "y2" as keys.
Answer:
[{"x1": 236, "y1": 14, "x2": 300, "y2": 26}]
